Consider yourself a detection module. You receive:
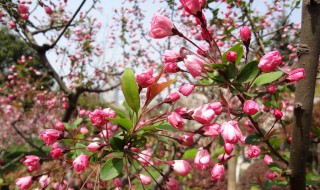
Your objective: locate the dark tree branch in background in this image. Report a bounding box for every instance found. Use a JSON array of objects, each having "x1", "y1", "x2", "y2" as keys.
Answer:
[
  {"x1": 289, "y1": 0, "x2": 320, "y2": 189},
  {"x1": 48, "y1": 0, "x2": 87, "y2": 50}
]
